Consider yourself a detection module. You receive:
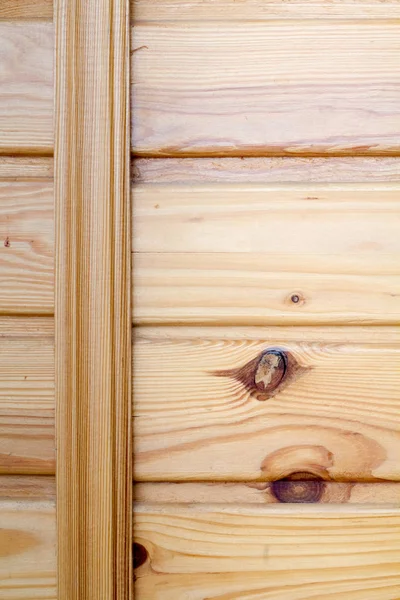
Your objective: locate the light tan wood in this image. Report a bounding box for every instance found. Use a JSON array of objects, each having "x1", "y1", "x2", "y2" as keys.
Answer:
[
  {"x1": 132, "y1": 21, "x2": 400, "y2": 156},
  {"x1": 134, "y1": 157, "x2": 400, "y2": 184},
  {"x1": 0, "y1": 23, "x2": 53, "y2": 154},
  {"x1": 55, "y1": 1, "x2": 132, "y2": 598},
  {"x1": 133, "y1": 183, "x2": 400, "y2": 325},
  {"x1": 133, "y1": 0, "x2": 400, "y2": 21},
  {"x1": 0, "y1": 0, "x2": 53, "y2": 19},
  {"x1": 0, "y1": 475, "x2": 55, "y2": 499},
  {"x1": 135, "y1": 481, "x2": 400, "y2": 504},
  {"x1": 134, "y1": 504, "x2": 400, "y2": 600},
  {"x1": 0, "y1": 157, "x2": 53, "y2": 179},
  {"x1": 0, "y1": 180, "x2": 53, "y2": 315},
  {"x1": 0, "y1": 498, "x2": 56, "y2": 599},
  {"x1": 133, "y1": 326, "x2": 400, "y2": 481},
  {"x1": 0, "y1": 317, "x2": 54, "y2": 474}
]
